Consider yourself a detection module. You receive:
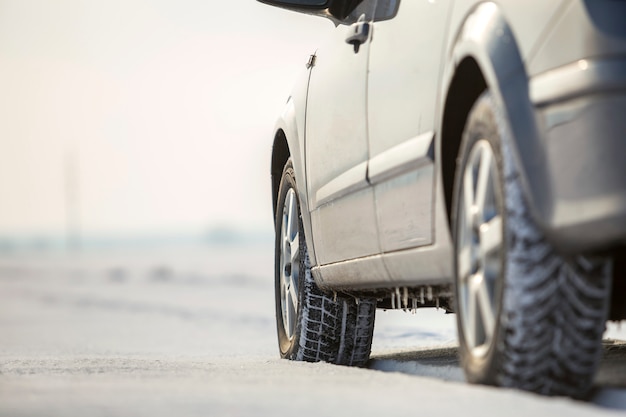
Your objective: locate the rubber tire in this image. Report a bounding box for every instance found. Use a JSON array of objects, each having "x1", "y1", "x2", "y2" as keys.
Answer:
[
  {"x1": 274, "y1": 159, "x2": 376, "y2": 366},
  {"x1": 452, "y1": 92, "x2": 612, "y2": 397}
]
